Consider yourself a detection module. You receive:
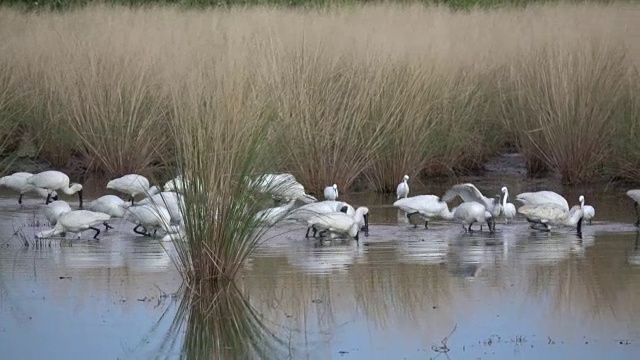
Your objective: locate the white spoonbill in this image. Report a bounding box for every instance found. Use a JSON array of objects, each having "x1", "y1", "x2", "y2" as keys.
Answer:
[
  {"x1": 393, "y1": 195, "x2": 455, "y2": 229},
  {"x1": 107, "y1": 174, "x2": 159, "y2": 205},
  {"x1": 0, "y1": 172, "x2": 59, "y2": 204},
  {"x1": 36, "y1": 210, "x2": 111, "y2": 240},
  {"x1": 26, "y1": 170, "x2": 83, "y2": 208},
  {"x1": 136, "y1": 191, "x2": 184, "y2": 225},
  {"x1": 88, "y1": 195, "x2": 131, "y2": 230},
  {"x1": 443, "y1": 183, "x2": 502, "y2": 218},
  {"x1": 123, "y1": 204, "x2": 172, "y2": 237},
  {"x1": 306, "y1": 207, "x2": 370, "y2": 242},
  {"x1": 453, "y1": 202, "x2": 495, "y2": 233},
  {"x1": 43, "y1": 200, "x2": 72, "y2": 226},
  {"x1": 517, "y1": 203, "x2": 584, "y2": 235},
  {"x1": 501, "y1": 187, "x2": 517, "y2": 224},
  {"x1": 578, "y1": 195, "x2": 595, "y2": 225},
  {"x1": 516, "y1": 190, "x2": 569, "y2": 211},
  {"x1": 255, "y1": 200, "x2": 297, "y2": 225},
  {"x1": 324, "y1": 184, "x2": 339, "y2": 201},
  {"x1": 251, "y1": 173, "x2": 317, "y2": 204},
  {"x1": 287, "y1": 200, "x2": 358, "y2": 237},
  {"x1": 627, "y1": 189, "x2": 640, "y2": 227},
  {"x1": 396, "y1": 175, "x2": 410, "y2": 199}
]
